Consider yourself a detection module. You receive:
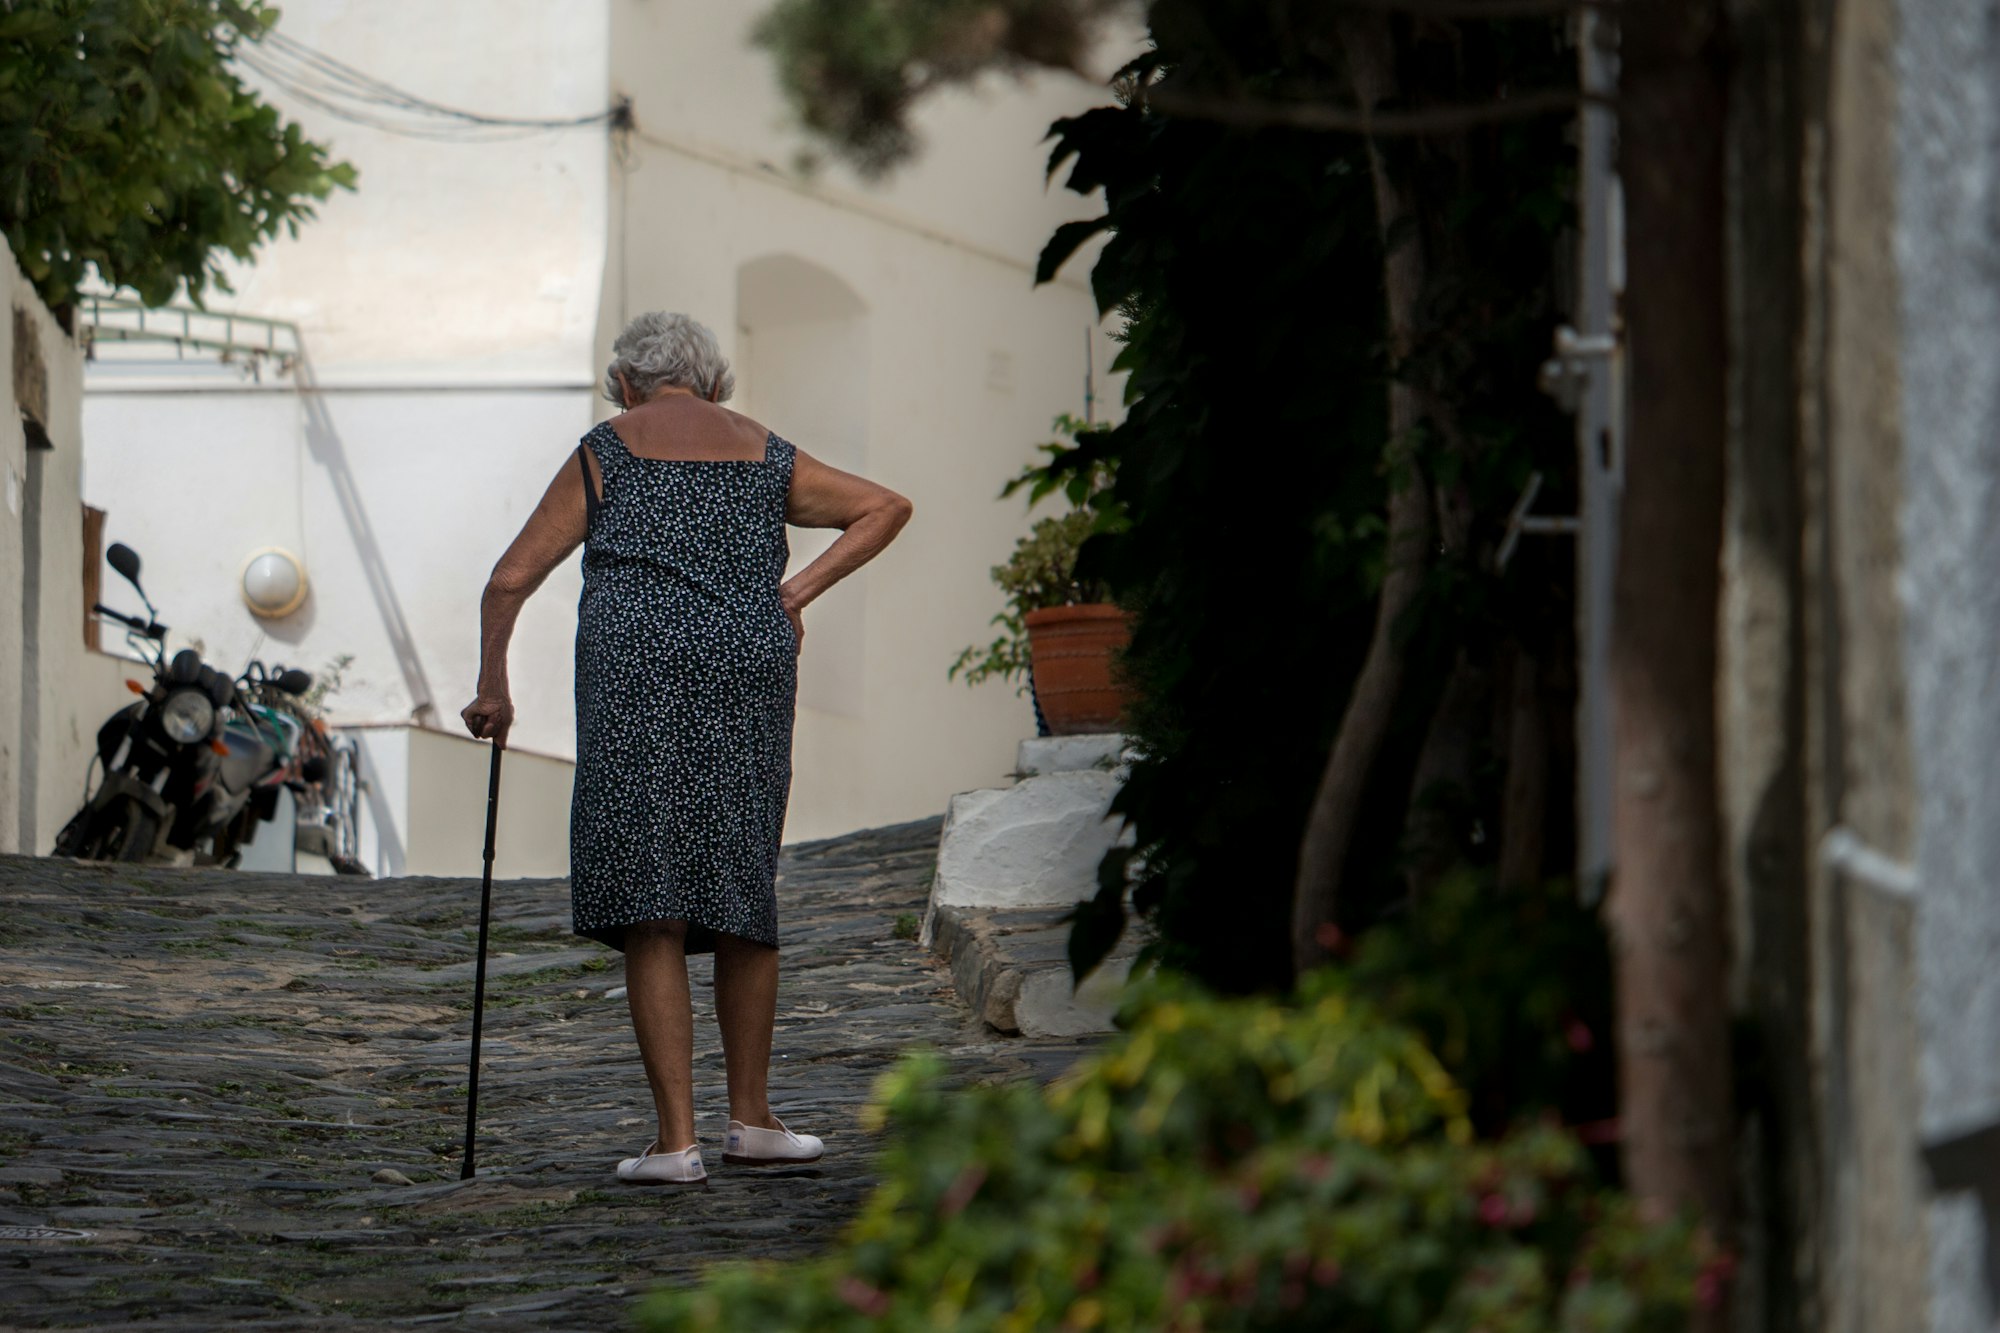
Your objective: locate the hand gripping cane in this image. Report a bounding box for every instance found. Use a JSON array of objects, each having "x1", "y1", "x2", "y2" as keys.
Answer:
[{"x1": 461, "y1": 741, "x2": 504, "y2": 1179}]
